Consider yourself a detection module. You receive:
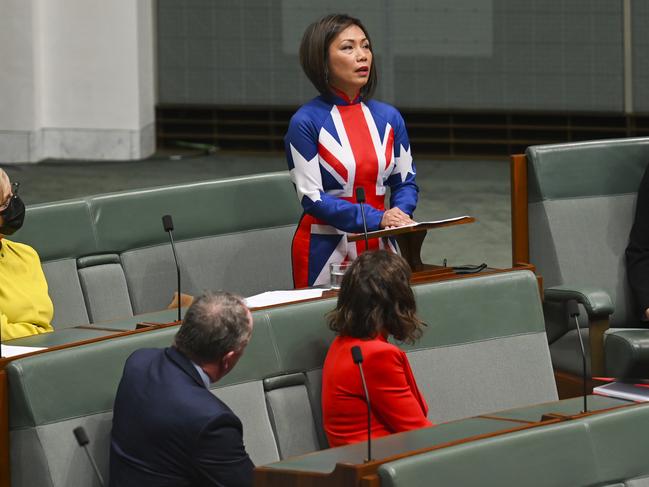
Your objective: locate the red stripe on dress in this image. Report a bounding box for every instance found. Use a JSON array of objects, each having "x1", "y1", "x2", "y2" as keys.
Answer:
[
  {"x1": 318, "y1": 143, "x2": 348, "y2": 182},
  {"x1": 337, "y1": 104, "x2": 383, "y2": 210},
  {"x1": 291, "y1": 214, "x2": 315, "y2": 289},
  {"x1": 384, "y1": 128, "x2": 394, "y2": 171},
  {"x1": 338, "y1": 104, "x2": 383, "y2": 254}
]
